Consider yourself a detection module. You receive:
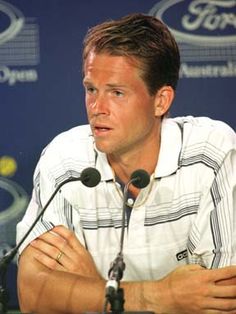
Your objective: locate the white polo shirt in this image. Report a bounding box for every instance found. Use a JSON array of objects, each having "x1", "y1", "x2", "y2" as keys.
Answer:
[{"x1": 16, "y1": 116, "x2": 236, "y2": 281}]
